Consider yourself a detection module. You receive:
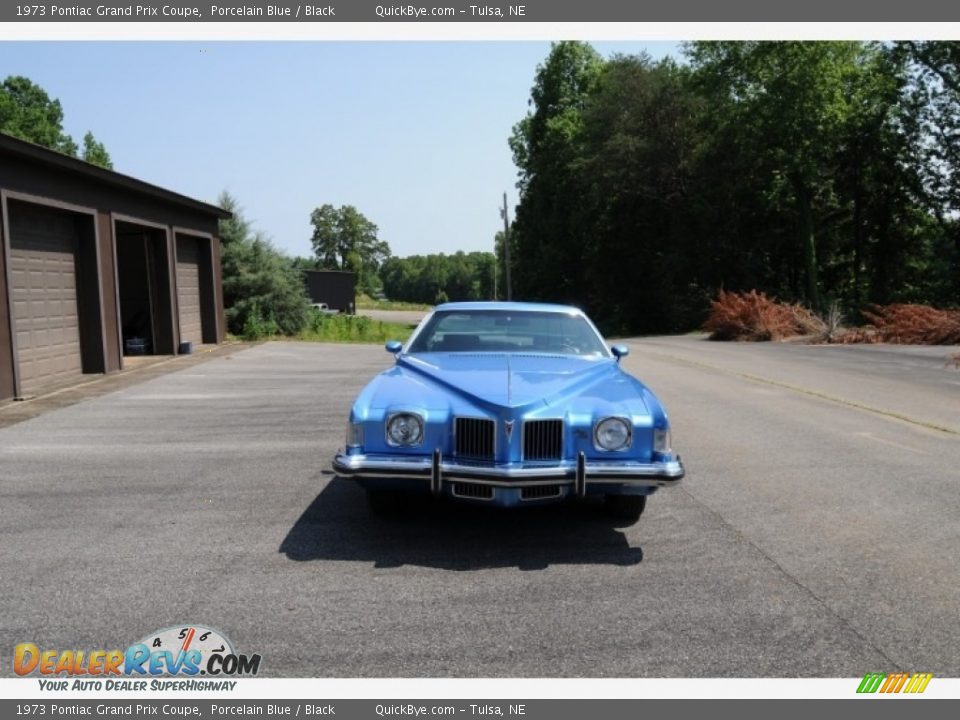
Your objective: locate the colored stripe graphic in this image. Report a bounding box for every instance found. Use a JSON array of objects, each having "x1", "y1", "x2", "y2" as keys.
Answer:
[
  {"x1": 880, "y1": 673, "x2": 896, "y2": 693},
  {"x1": 905, "y1": 674, "x2": 933, "y2": 694},
  {"x1": 857, "y1": 673, "x2": 885, "y2": 693},
  {"x1": 857, "y1": 672, "x2": 932, "y2": 694}
]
